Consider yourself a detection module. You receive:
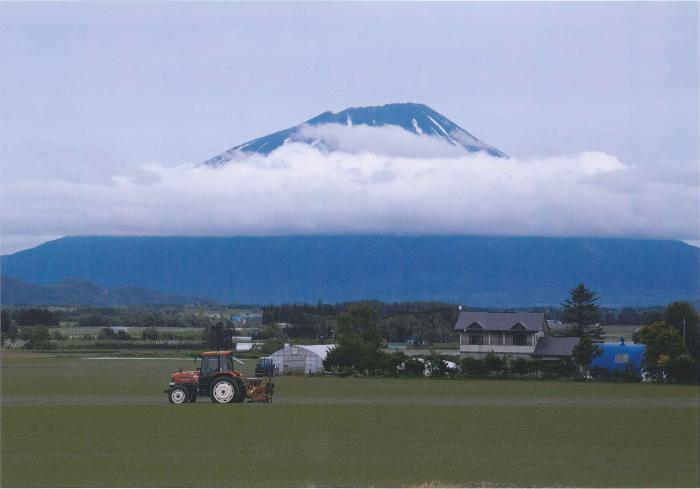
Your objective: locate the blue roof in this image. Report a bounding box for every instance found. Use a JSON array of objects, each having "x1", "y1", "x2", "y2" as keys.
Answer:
[{"x1": 591, "y1": 338, "x2": 645, "y2": 372}]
